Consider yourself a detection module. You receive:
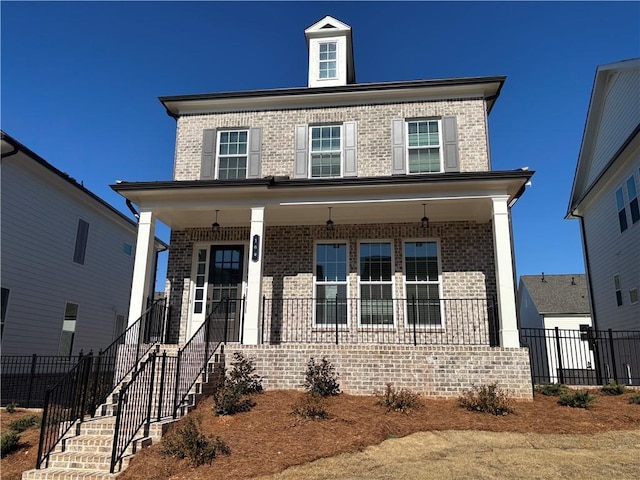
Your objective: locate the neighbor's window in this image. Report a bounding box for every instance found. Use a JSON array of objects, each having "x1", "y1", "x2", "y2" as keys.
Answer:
[
  {"x1": 407, "y1": 120, "x2": 442, "y2": 173},
  {"x1": 73, "y1": 219, "x2": 90, "y2": 264},
  {"x1": 404, "y1": 241, "x2": 442, "y2": 326},
  {"x1": 319, "y1": 42, "x2": 337, "y2": 79},
  {"x1": 614, "y1": 275, "x2": 623, "y2": 307},
  {"x1": 315, "y1": 243, "x2": 348, "y2": 325},
  {"x1": 359, "y1": 242, "x2": 394, "y2": 325},
  {"x1": 59, "y1": 302, "x2": 79, "y2": 357},
  {"x1": 626, "y1": 175, "x2": 639, "y2": 224},
  {"x1": 310, "y1": 125, "x2": 342, "y2": 178},
  {"x1": 217, "y1": 130, "x2": 248, "y2": 179},
  {"x1": 1, "y1": 288, "x2": 9, "y2": 339},
  {"x1": 123, "y1": 242, "x2": 133, "y2": 256},
  {"x1": 616, "y1": 187, "x2": 628, "y2": 232},
  {"x1": 630, "y1": 288, "x2": 639, "y2": 305}
]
